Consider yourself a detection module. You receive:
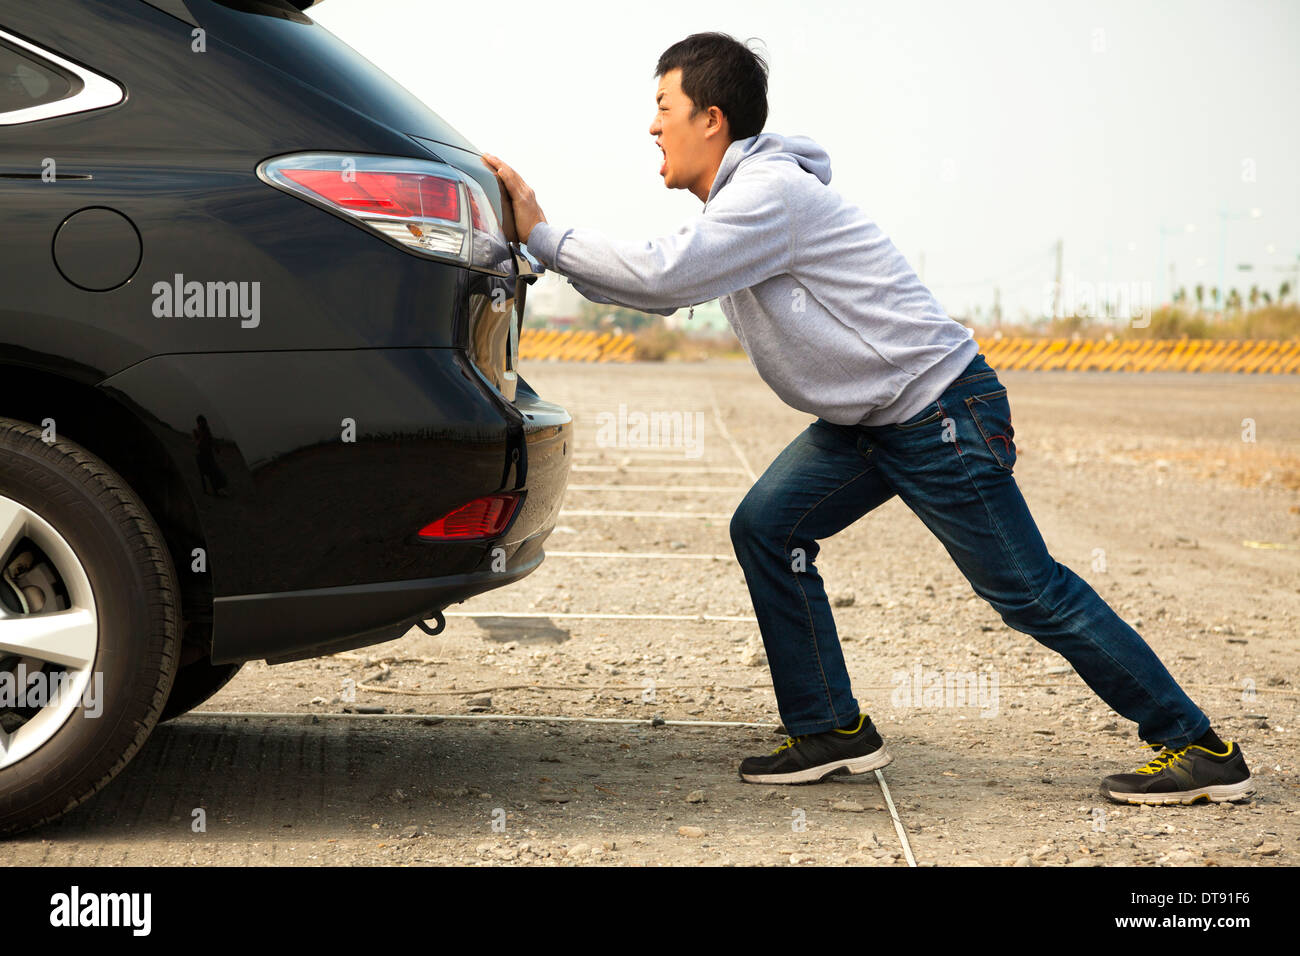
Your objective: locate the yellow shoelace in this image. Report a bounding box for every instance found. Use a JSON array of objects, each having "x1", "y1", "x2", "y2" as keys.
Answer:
[
  {"x1": 1134, "y1": 742, "x2": 1191, "y2": 775},
  {"x1": 771, "y1": 735, "x2": 804, "y2": 755},
  {"x1": 770, "y1": 717, "x2": 864, "y2": 755}
]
